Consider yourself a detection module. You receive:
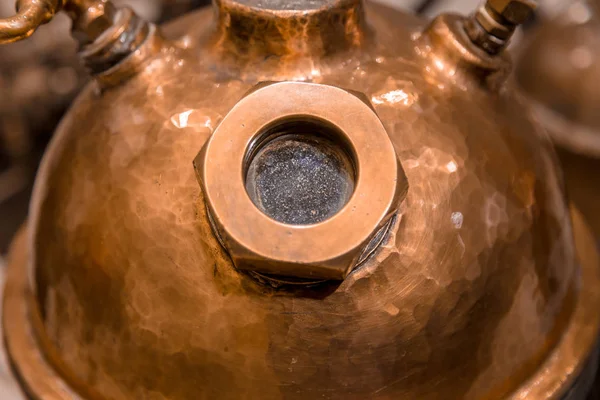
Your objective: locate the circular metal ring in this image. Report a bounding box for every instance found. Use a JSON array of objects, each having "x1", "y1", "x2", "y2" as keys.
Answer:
[{"x1": 194, "y1": 81, "x2": 407, "y2": 280}]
